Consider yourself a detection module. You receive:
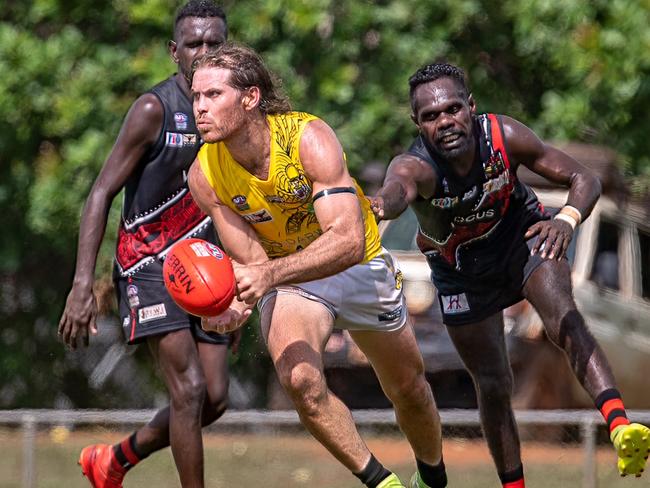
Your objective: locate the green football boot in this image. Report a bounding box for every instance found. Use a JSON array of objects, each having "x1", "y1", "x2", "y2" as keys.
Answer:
[
  {"x1": 376, "y1": 473, "x2": 406, "y2": 488},
  {"x1": 611, "y1": 423, "x2": 650, "y2": 477},
  {"x1": 408, "y1": 471, "x2": 431, "y2": 488}
]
